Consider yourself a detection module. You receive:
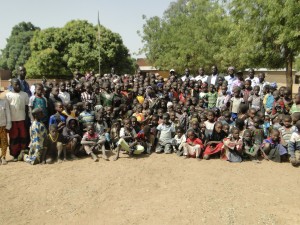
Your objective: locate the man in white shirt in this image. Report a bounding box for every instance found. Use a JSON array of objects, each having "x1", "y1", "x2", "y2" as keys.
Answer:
[
  {"x1": 225, "y1": 66, "x2": 237, "y2": 93},
  {"x1": 181, "y1": 68, "x2": 194, "y2": 81},
  {"x1": 245, "y1": 68, "x2": 259, "y2": 87},
  {"x1": 257, "y1": 72, "x2": 269, "y2": 95},
  {"x1": 194, "y1": 67, "x2": 208, "y2": 82},
  {"x1": 207, "y1": 65, "x2": 219, "y2": 85}
]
